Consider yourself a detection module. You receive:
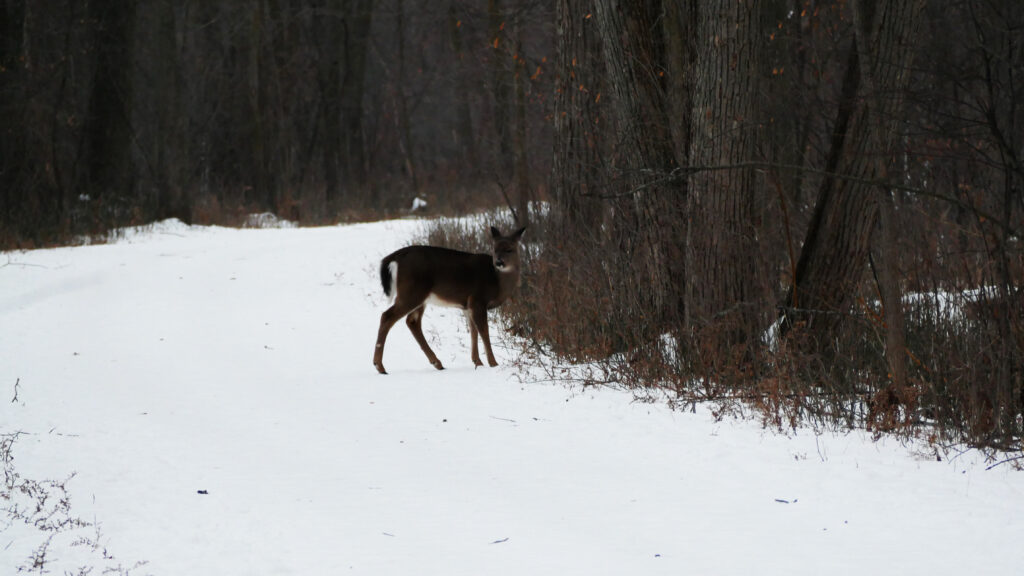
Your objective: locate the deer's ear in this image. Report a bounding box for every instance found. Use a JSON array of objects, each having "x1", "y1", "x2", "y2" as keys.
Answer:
[
  {"x1": 511, "y1": 226, "x2": 526, "y2": 241},
  {"x1": 490, "y1": 226, "x2": 501, "y2": 239}
]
